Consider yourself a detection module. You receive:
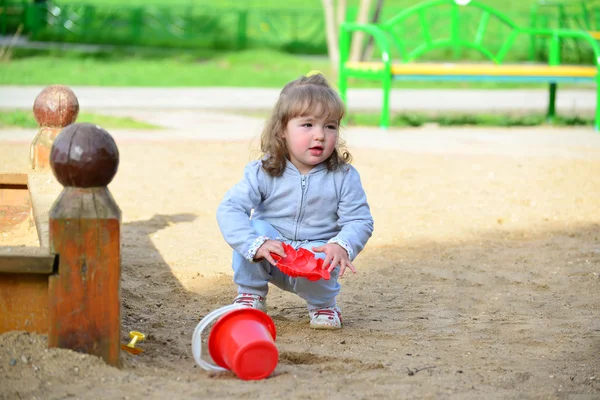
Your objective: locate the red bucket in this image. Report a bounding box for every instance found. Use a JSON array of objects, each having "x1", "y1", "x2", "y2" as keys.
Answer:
[{"x1": 207, "y1": 308, "x2": 278, "y2": 380}]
